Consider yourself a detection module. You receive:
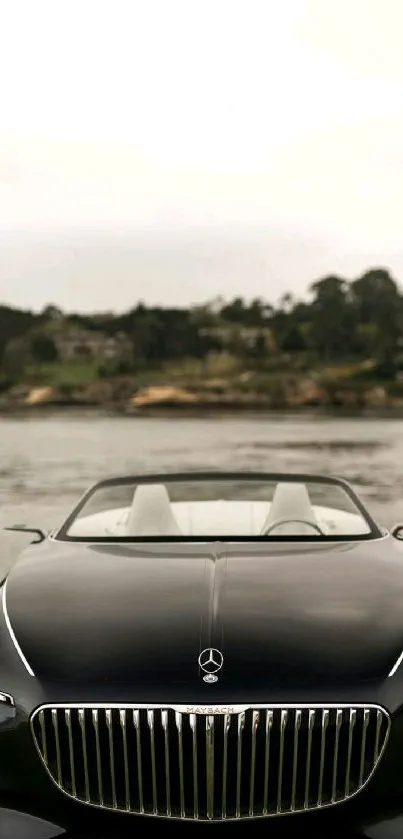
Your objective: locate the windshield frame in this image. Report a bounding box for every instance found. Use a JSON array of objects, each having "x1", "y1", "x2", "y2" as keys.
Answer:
[{"x1": 54, "y1": 471, "x2": 382, "y2": 543}]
